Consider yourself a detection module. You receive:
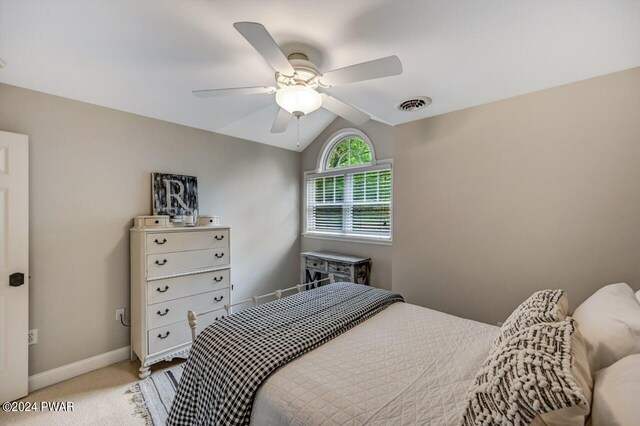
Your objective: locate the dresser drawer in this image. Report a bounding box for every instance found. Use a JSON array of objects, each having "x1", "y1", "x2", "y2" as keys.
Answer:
[
  {"x1": 305, "y1": 259, "x2": 327, "y2": 271},
  {"x1": 147, "y1": 308, "x2": 226, "y2": 355},
  {"x1": 147, "y1": 248, "x2": 228, "y2": 278},
  {"x1": 328, "y1": 262, "x2": 353, "y2": 276},
  {"x1": 145, "y1": 217, "x2": 169, "y2": 227},
  {"x1": 146, "y1": 230, "x2": 229, "y2": 254},
  {"x1": 147, "y1": 270, "x2": 229, "y2": 305},
  {"x1": 147, "y1": 288, "x2": 228, "y2": 329}
]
